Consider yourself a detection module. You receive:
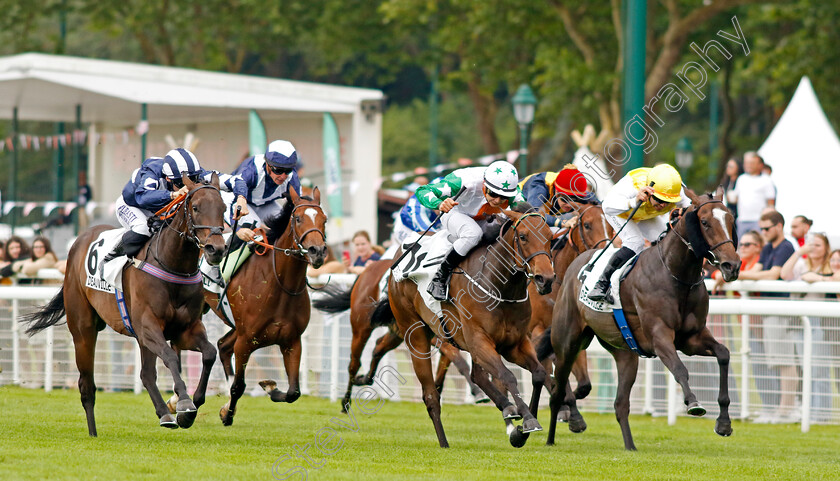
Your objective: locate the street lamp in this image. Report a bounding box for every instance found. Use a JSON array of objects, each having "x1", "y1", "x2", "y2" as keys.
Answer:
[
  {"x1": 675, "y1": 136, "x2": 694, "y2": 172},
  {"x1": 512, "y1": 84, "x2": 537, "y2": 174}
]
